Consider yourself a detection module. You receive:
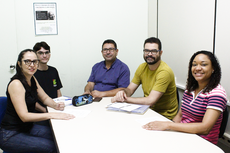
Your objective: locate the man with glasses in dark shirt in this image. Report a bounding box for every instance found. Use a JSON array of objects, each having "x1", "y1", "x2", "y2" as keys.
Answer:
[
  {"x1": 112, "y1": 37, "x2": 178, "y2": 120},
  {"x1": 84, "y1": 39, "x2": 130, "y2": 98},
  {"x1": 33, "y1": 41, "x2": 63, "y2": 113}
]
